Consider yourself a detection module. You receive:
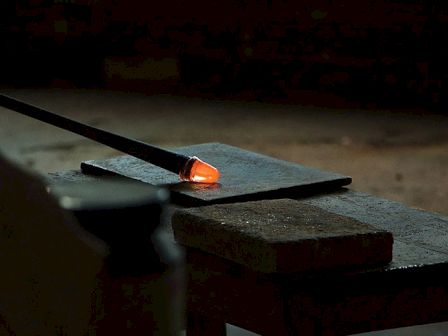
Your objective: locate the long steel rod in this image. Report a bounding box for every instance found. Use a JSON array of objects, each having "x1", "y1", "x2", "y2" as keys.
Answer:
[{"x1": 0, "y1": 94, "x2": 189, "y2": 174}]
